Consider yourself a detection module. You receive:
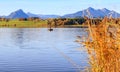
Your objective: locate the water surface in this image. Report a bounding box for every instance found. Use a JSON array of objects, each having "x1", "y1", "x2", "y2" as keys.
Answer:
[{"x1": 0, "y1": 28, "x2": 88, "y2": 72}]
